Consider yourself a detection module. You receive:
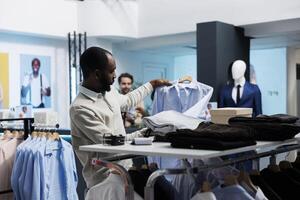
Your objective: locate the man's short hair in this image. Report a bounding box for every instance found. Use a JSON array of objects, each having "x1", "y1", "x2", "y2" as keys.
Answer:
[
  {"x1": 118, "y1": 73, "x2": 134, "y2": 84},
  {"x1": 80, "y1": 47, "x2": 112, "y2": 79},
  {"x1": 31, "y1": 58, "x2": 41, "y2": 67}
]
